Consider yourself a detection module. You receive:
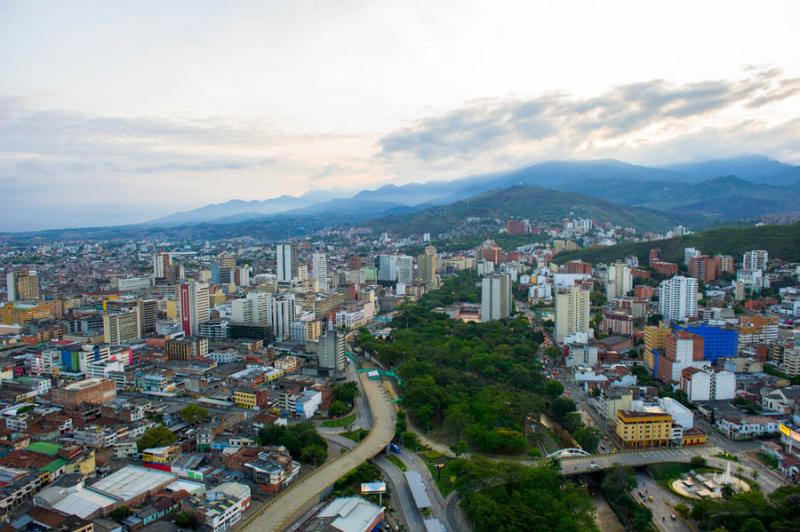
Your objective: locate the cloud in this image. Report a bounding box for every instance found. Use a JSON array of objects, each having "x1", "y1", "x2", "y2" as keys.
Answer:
[{"x1": 378, "y1": 68, "x2": 800, "y2": 166}]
